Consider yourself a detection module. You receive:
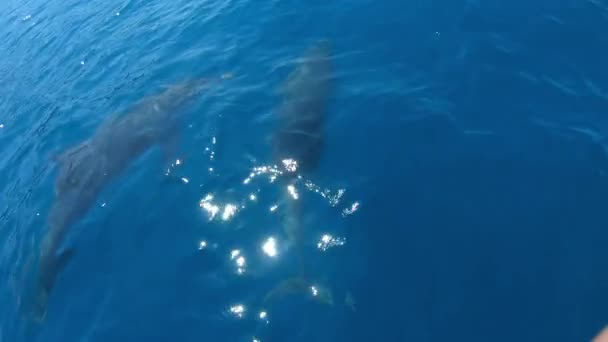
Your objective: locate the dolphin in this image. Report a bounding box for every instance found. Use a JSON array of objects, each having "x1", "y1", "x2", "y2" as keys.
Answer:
[
  {"x1": 272, "y1": 40, "x2": 332, "y2": 173},
  {"x1": 32, "y1": 77, "x2": 213, "y2": 320},
  {"x1": 265, "y1": 40, "x2": 335, "y2": 306}
]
